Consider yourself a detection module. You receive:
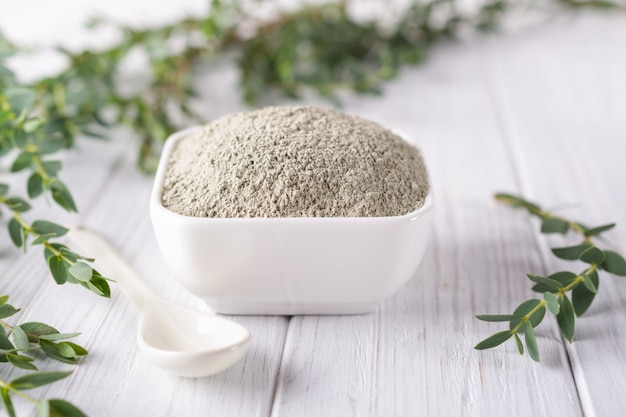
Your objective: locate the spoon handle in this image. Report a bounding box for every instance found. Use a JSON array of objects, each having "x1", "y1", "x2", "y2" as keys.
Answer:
[{"x1": 67, "y1": 226, "x2": 157, "y2": 311}]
